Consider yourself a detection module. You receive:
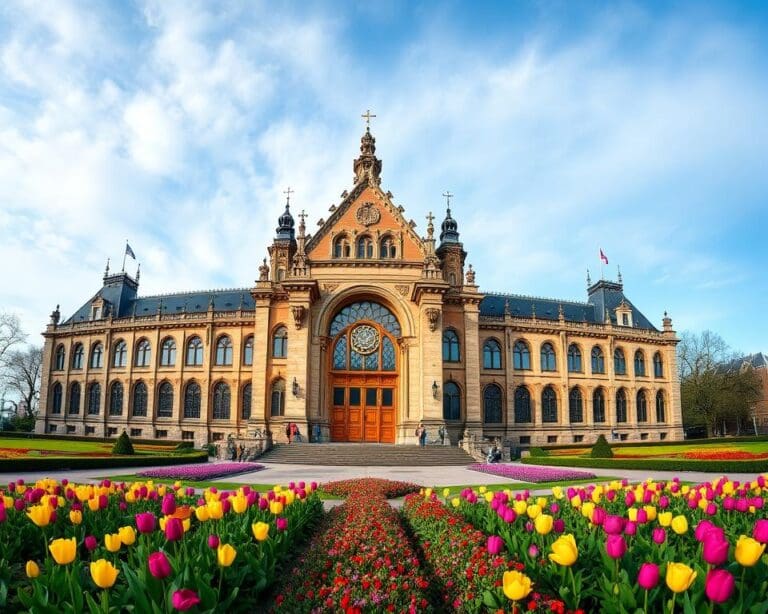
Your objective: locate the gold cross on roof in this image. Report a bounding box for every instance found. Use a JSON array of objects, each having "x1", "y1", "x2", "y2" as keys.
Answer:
[{"x1": 361, "y1": 109, "x2": 377, "y2": 128}]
